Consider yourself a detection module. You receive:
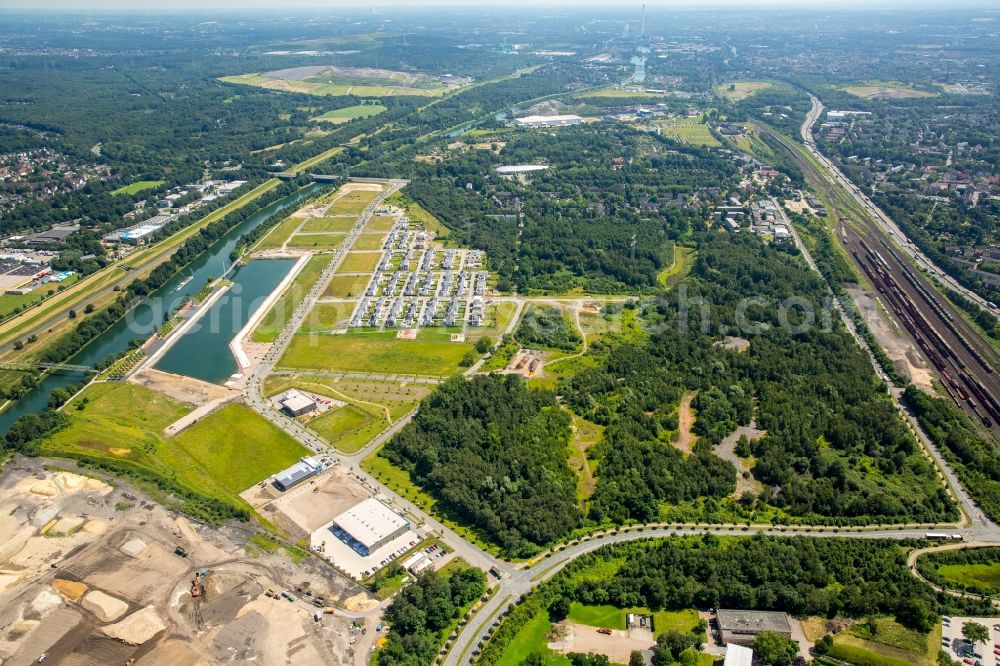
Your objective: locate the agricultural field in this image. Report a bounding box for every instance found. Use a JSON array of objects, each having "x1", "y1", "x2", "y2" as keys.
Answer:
[
  {"x1": 278, "y1": 329, "x2": 478, "y2": 376},
  {"x1": 251, "y1": 255, "x2": 329, "y2": 343},
  {"x1": 835, "y1": 82, "x2": 938, "y2": 99},
  {"x1": 311, "y1": 104, "x2": 387, "y2": 123},
  {"x1": 220, "y1": 65, "x2": 465, "y2": 97},
  {"x1": 655, "y1": 118, "x2": 721, "y2": 147},
  {"x1": 715, "y1": 80, "x2": 774, "y2": 101},
  {"x1": 110, "y1": 179, "x2": 165, "y2": 196},
  {"x1": 40, "y1": 382, "x2": 306, "y2": 511}
]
